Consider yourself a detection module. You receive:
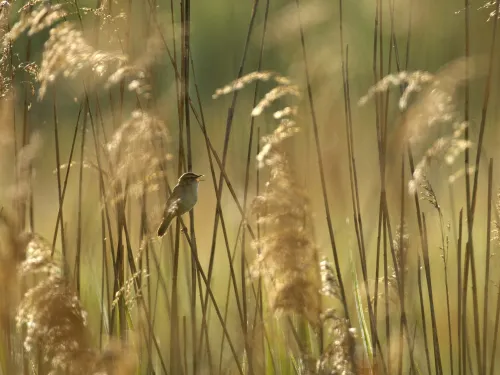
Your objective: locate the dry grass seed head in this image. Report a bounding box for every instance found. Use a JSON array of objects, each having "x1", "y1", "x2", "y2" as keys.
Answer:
[
  {"x1": 16, "y1": 235, "x2": 93, "y2": 375},
  {"x1": 216, "y1": 71, "x2": 320, "y2": 324},
  {"x1": 77, "y1": 0, "x2": 125, "y2": 30},
  {"x1": 0, "y1": 1, "x2": 11, "y2": 37},
  {"x1": 408, "y1": 121, "x2": 471, "y2": 194},
  {"x1": 0, "y1": 30, "x2": 17, "y2": 98},
  {"x1": 4, "y1": 2, "x2": 67, "y2": 47},
  {"x1": 256, "y1": 118, "x2": 300, "y2": 168},
  {"x1": 401, "y1": 58, "x2": 471, "y2": 144},
  {"x1": 360, "y1": 58, "x2": 475, "y2": 146},
  {"x1": 274, "y1": 106, "x2": 298, "y2": 120},
  {"x1": 251, "y1": 84, "x2": 300, "y2": 117},
  {"x1": 251, "y1": 121, "x2": 321, "y2": 327},
  {"x1": 358, "y1": 70, "x2": 435, "y2": 109},
  {"x1": 35, "y1": 12, "x2": 163, "y2": 98},
  {"x1": 105, "y1": 30, "x2": 167, "y2": 97},
  {"x1": 418, "y1": 175, "x2": 440, "y2": 211},
  {"x1": 375, "y1": 224, "x2": 410, "y2": 301},
  {"x1": 112, "y1": 269, "x2": 148, "y2": 310},
  {"x1": 212, "y1": 71, "x2": 299, "y2": 119},
  {"x1": 37, "y1": 21, "x2": 127, "y2": 98},
  {"x1": 15, "y1": 233, "x2": 137, "y2": 375},
  {"x1": 317, "y1": 312, "x2": 357, "y2": 375},
  {"x1": 212, "y1": 71, "x2": 291, "y2": 99},
  {"x1": 105, "y1": 110, "x2": 170, "y2": 204},
  {"x1": 319, "y1": 257, "x2": 341, "y2": 301}
]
